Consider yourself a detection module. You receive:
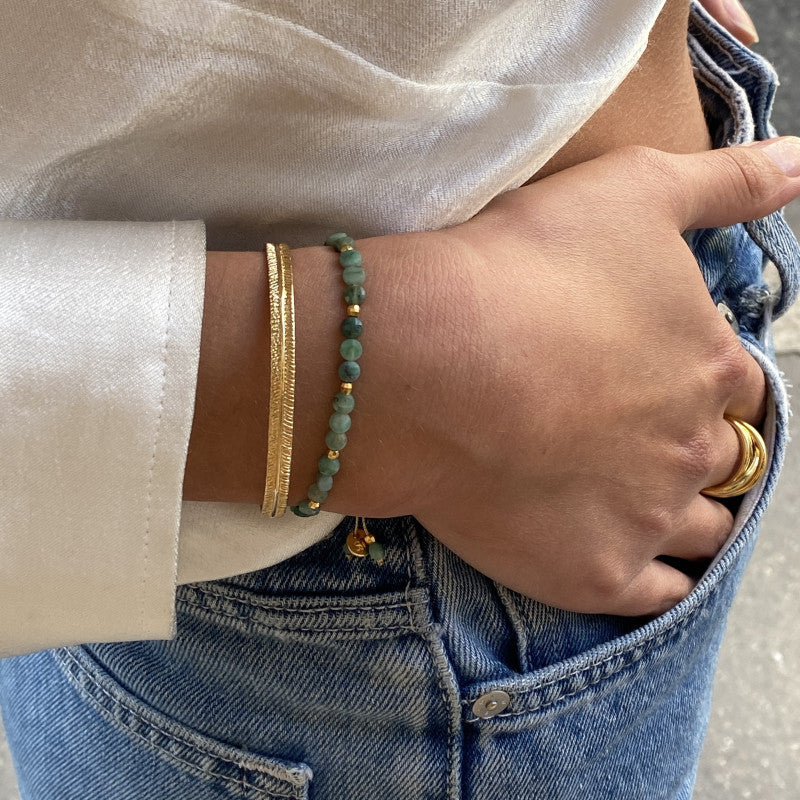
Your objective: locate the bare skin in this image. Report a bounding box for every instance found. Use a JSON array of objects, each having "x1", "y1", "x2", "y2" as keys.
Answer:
[
  {"x1": 534, "y1": 0, "x2": 713, "y2": 180},
  {"x1": 699, "y1": 0, "x2": 759, "y2": 45},
  {"x1": 185, "y1": 1, "x2": 800, "y2": 616}
]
